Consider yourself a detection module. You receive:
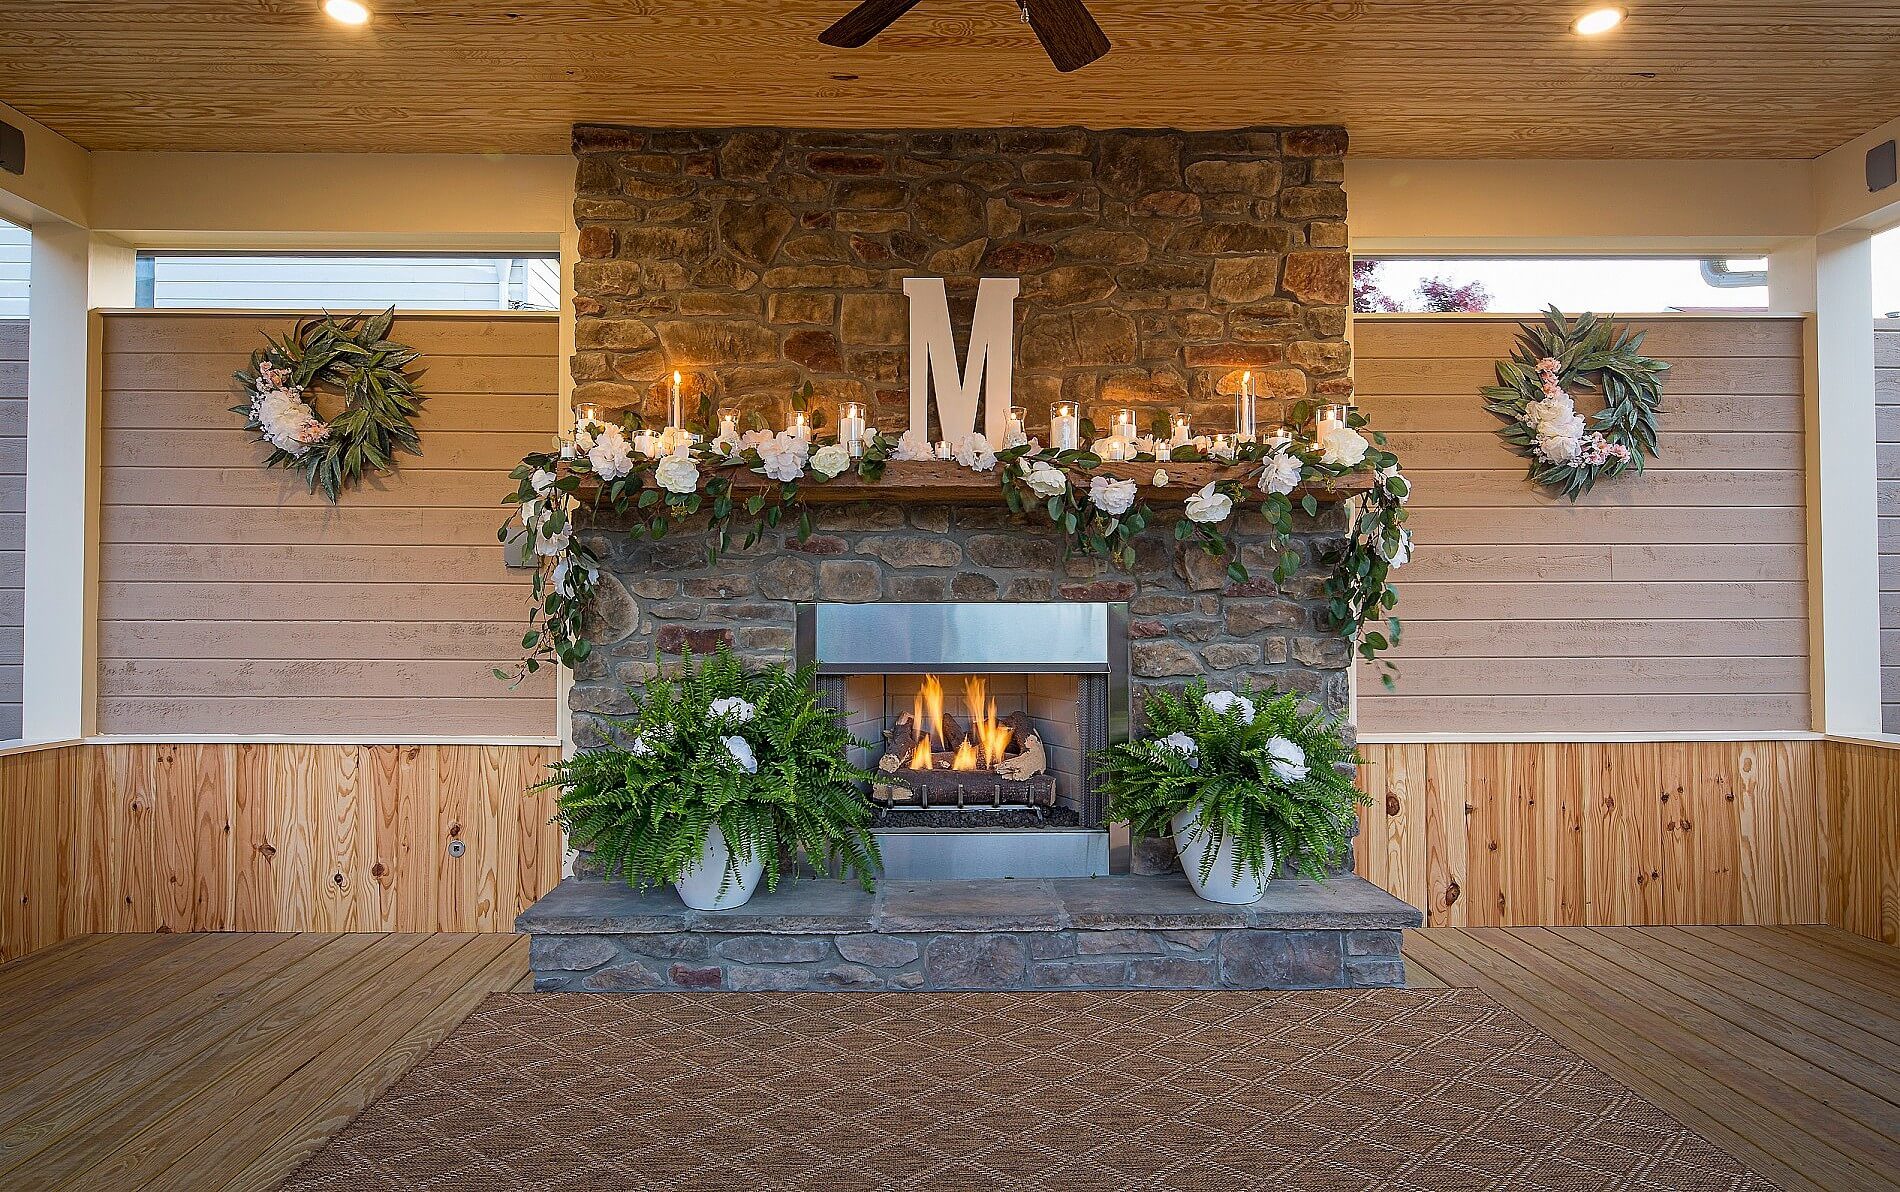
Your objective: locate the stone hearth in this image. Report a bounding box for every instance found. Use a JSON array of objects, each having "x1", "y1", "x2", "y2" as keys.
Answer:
[{"x1": 518, "y1": 873, "x2": 1420, "y2": 992}]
